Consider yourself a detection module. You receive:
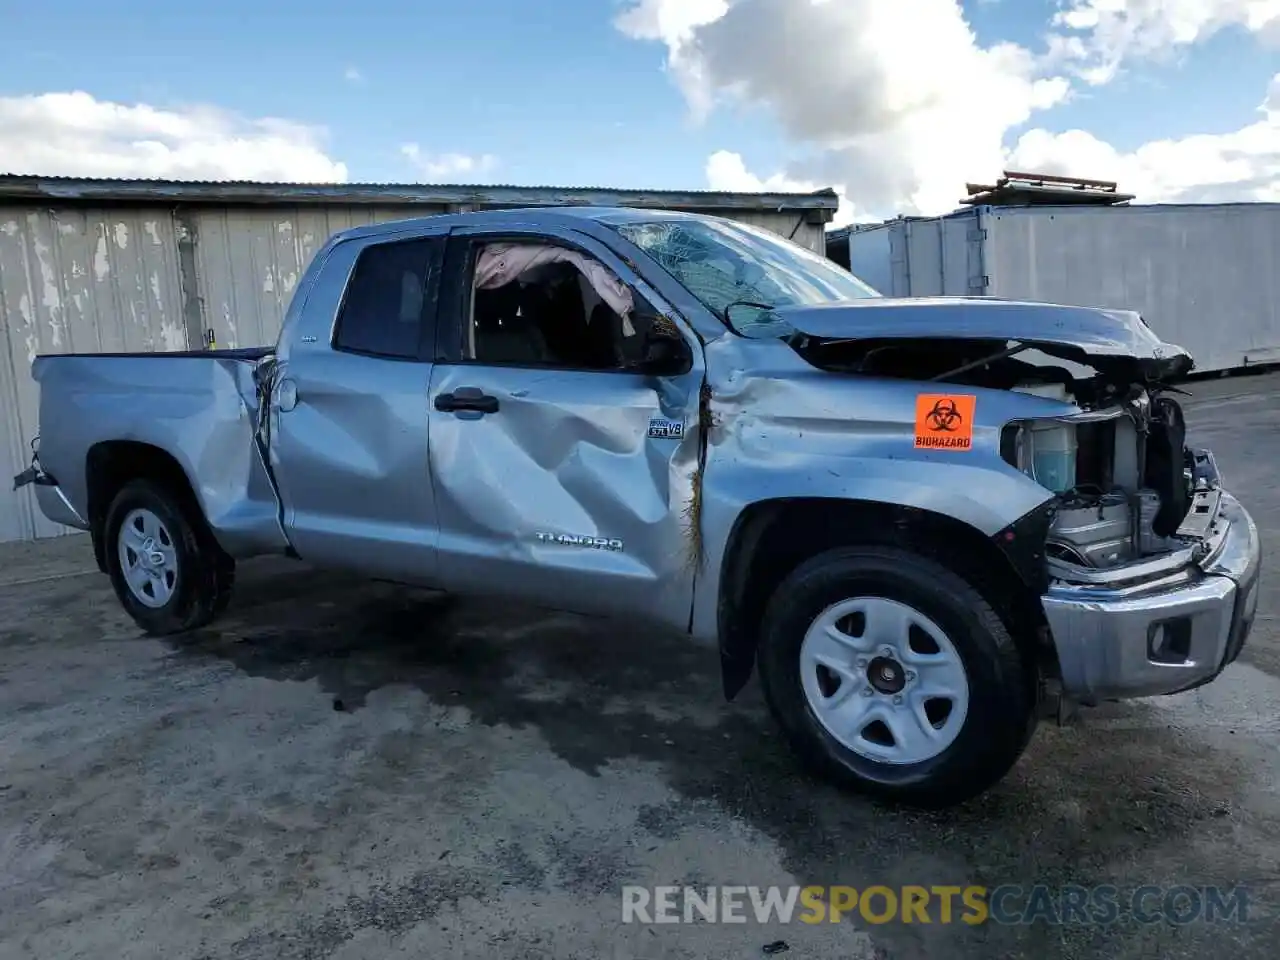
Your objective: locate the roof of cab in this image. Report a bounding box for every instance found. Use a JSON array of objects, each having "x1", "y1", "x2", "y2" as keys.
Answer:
[{"x1": 330, "y1": 205, "x2": 733, "y2": 242}]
